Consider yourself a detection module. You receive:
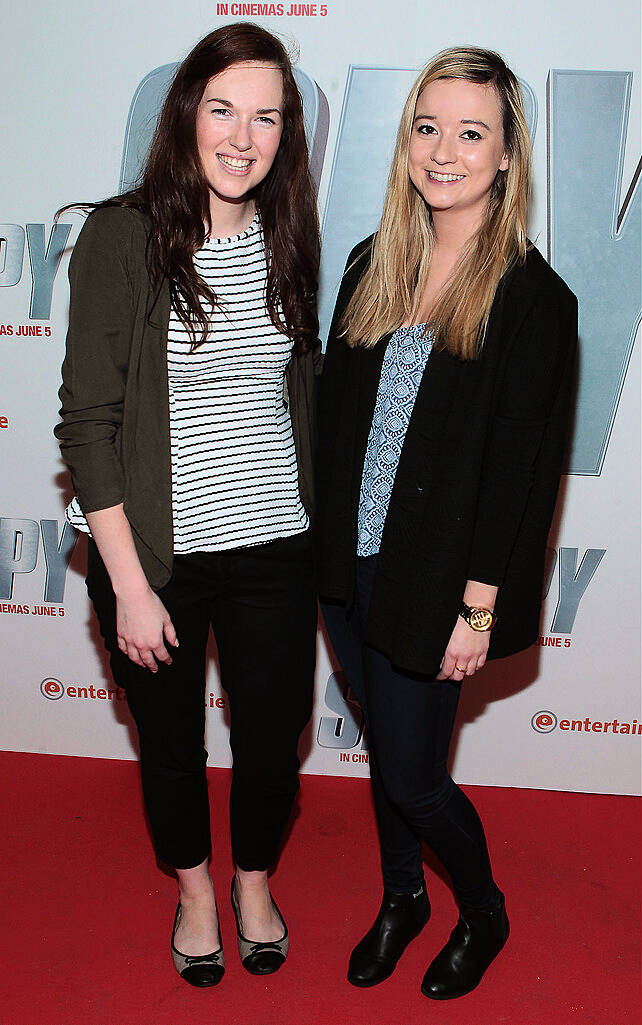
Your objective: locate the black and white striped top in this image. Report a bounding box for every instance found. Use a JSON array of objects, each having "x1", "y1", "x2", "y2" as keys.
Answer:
[
  {"x1": 167, "y1": 214, "x2": 308, "y2": 553},
  {"x1": 66, "y1": 213, "x2": 308, "y2": 553}
]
